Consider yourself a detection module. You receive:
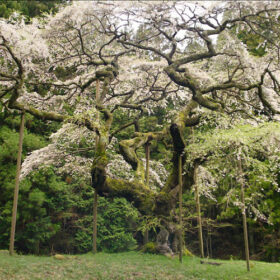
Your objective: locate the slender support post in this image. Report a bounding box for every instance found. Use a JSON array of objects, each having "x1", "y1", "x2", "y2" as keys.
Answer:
[
  {"x1": 93, "y1": 190, "x2": 98, "y2": 254},
  {"x1": 145, "y1": 143, "x2": 150, "y2": 187},
  {"x1": 178, "y1": 155, "x2": 183, "y2": 263},
  {"x1": 9, "y1": 112, "x2": 25, "y2": 256},
  {"x1": 93, "y1": 80, "x2": 100, "y2": 254},
  {"x1": 144, "y1": 142, "x2": 150, "y2": 245},
  {"x1": 194, "y1": 163, "x2": 204, "y2": 258},
  {"x1": 96, "y1": 79, "x2": 100, "y2": 105},
  {"x1": 238, "y1": 158, "x2": 250, "y2": 272},
  {"x1": 144, "y1": 143, "x2": 150, "y2": 244}
]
